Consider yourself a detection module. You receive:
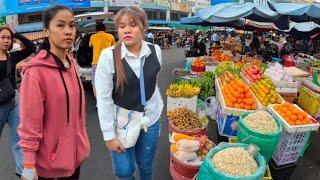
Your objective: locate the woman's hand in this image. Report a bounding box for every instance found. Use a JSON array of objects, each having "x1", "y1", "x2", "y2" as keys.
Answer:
[{"x1": 106, "y1": 139, "x2": 126, "y2": 153}]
